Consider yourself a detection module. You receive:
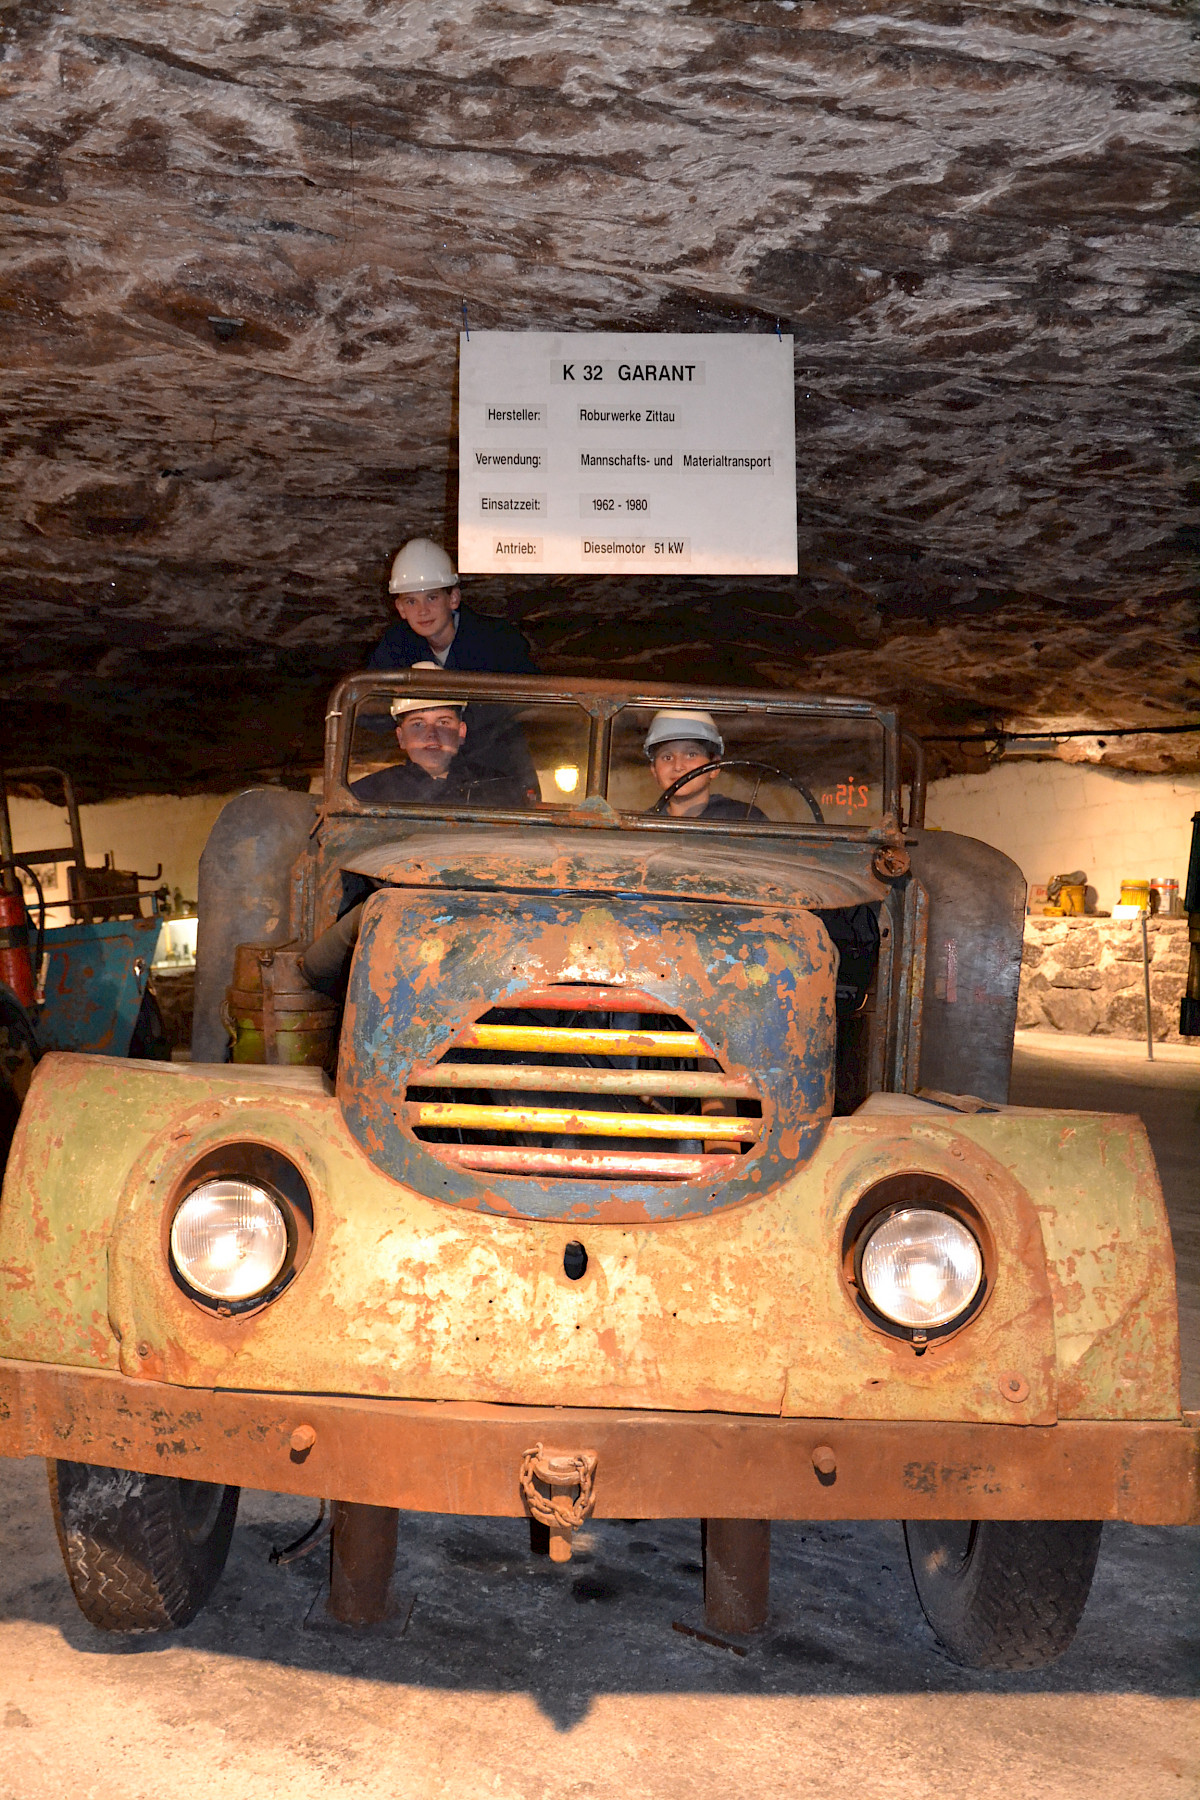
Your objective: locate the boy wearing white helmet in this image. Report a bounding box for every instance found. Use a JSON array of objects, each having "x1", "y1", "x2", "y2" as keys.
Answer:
[
  {"x1": 644, "y1": 709, "x2": 766, "y2": 822},
  {"x1": 351, "y1": 665, "x2": 469, "y2": 804},
  {"x1": 307, "y1": 670, "x2": 527, "y2": 995},
  {"x1": 352, "y1": 664, "x2": 531, "y2": 809},
  {"x1": 368, "y1": 538, "x2": 538, "y2": 675}
]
